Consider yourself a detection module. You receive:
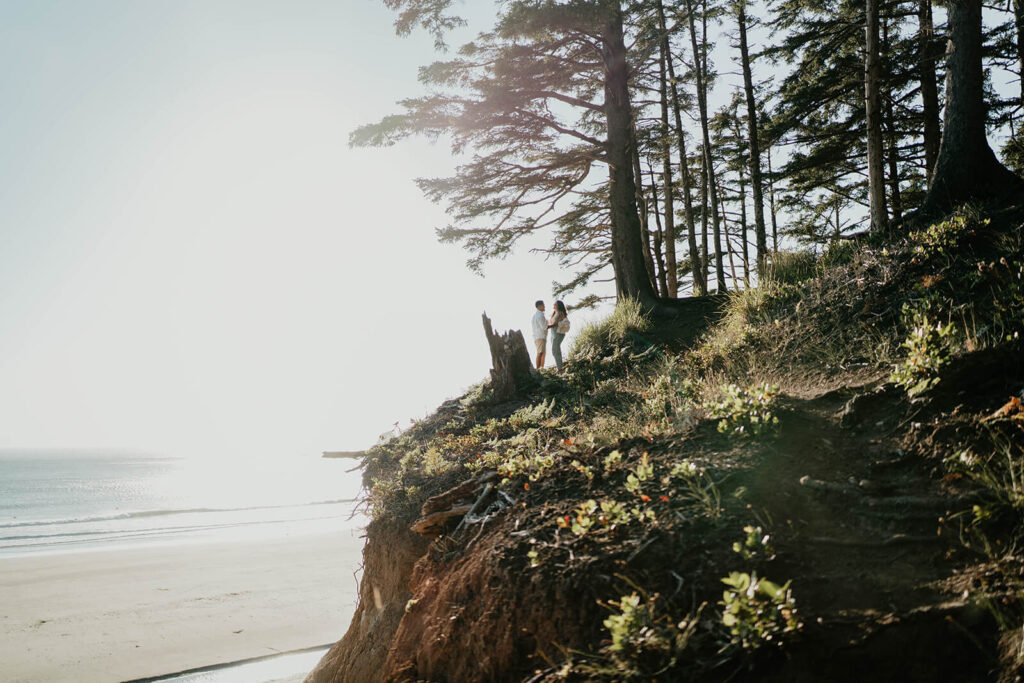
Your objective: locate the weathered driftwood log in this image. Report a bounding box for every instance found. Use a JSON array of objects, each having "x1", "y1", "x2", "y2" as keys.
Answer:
[
  {"x1": 411, "y1": 471, "x2": 499, "y2": 538},
  {"x1": 482, "y1": 312, "x2": 537, "y2": 401},
  {"x1": 411, "y1": 505, "x2": 473, "y2": 538},
  {"x1": 419, "y1": 471, "x2": 499, "y2": 517}
]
